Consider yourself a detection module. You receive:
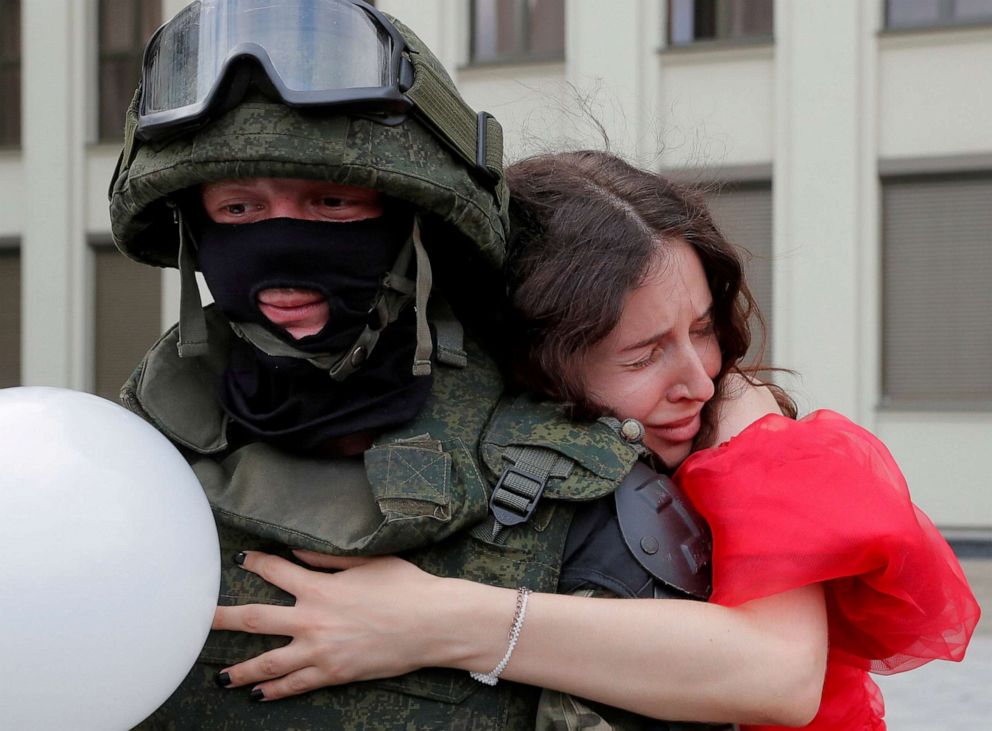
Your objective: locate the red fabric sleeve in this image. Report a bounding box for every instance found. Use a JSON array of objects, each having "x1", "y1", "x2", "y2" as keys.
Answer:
[{"x1": 674, "y1": 410, "x2": 980, "y2": 730}]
